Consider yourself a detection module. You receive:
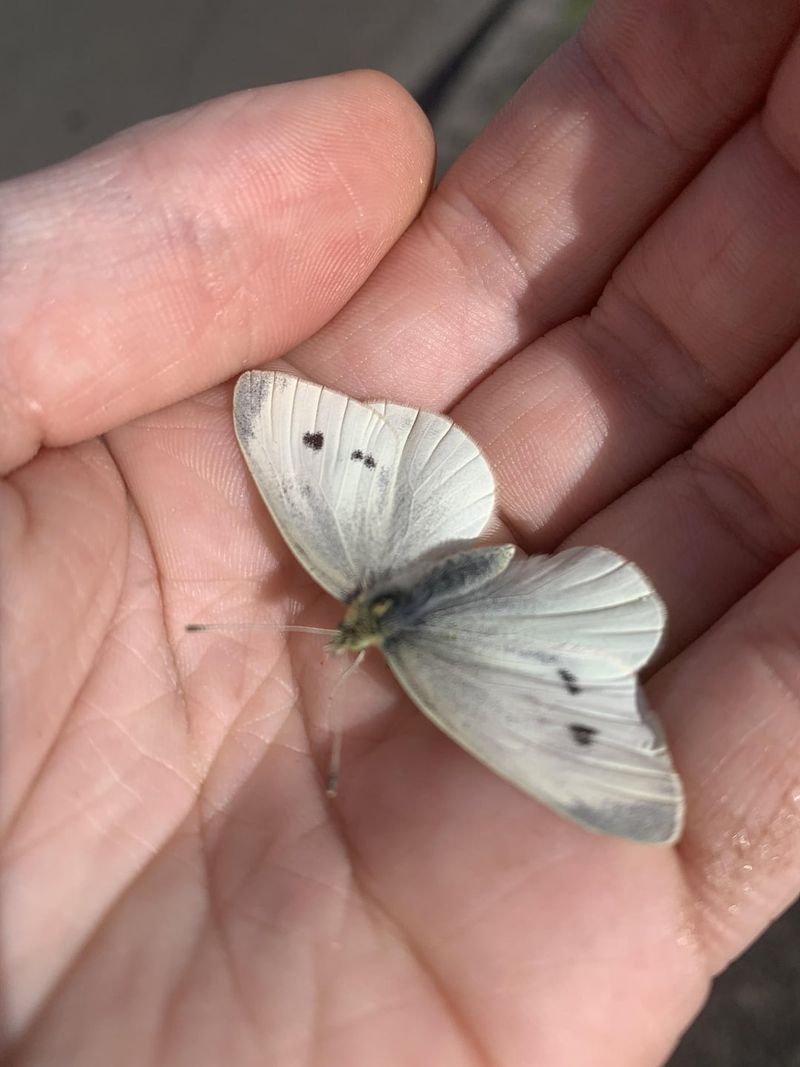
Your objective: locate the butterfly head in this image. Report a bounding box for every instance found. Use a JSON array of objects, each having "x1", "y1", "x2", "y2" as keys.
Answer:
[{"x1": 328, "y1": 593, "x2": 397, "y2": 654}]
